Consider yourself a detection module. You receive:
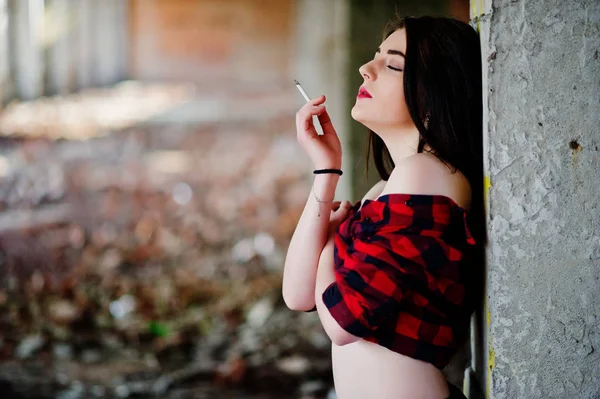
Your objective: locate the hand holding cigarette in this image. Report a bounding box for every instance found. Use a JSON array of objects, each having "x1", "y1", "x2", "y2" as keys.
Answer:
[{"x1": 294, "y1": 80, "x2": 342, "y2": 170}]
